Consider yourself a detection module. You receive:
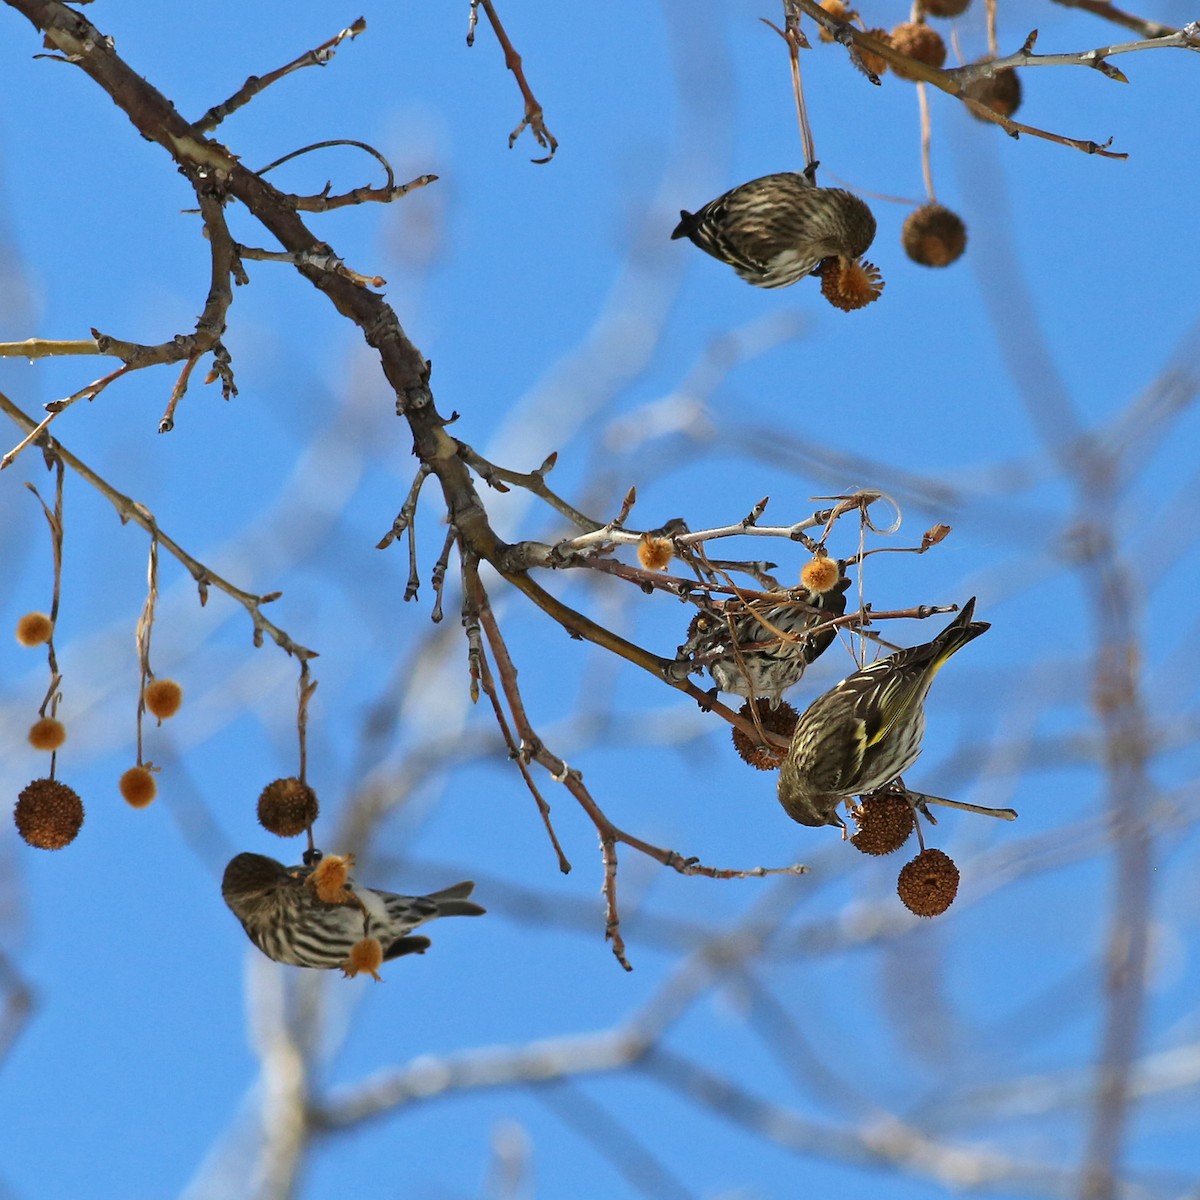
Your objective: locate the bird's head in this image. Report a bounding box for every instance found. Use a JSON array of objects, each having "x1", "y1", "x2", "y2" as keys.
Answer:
[{"x1": 221, "y1": 852, "x2": 291, "y2": 903}]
